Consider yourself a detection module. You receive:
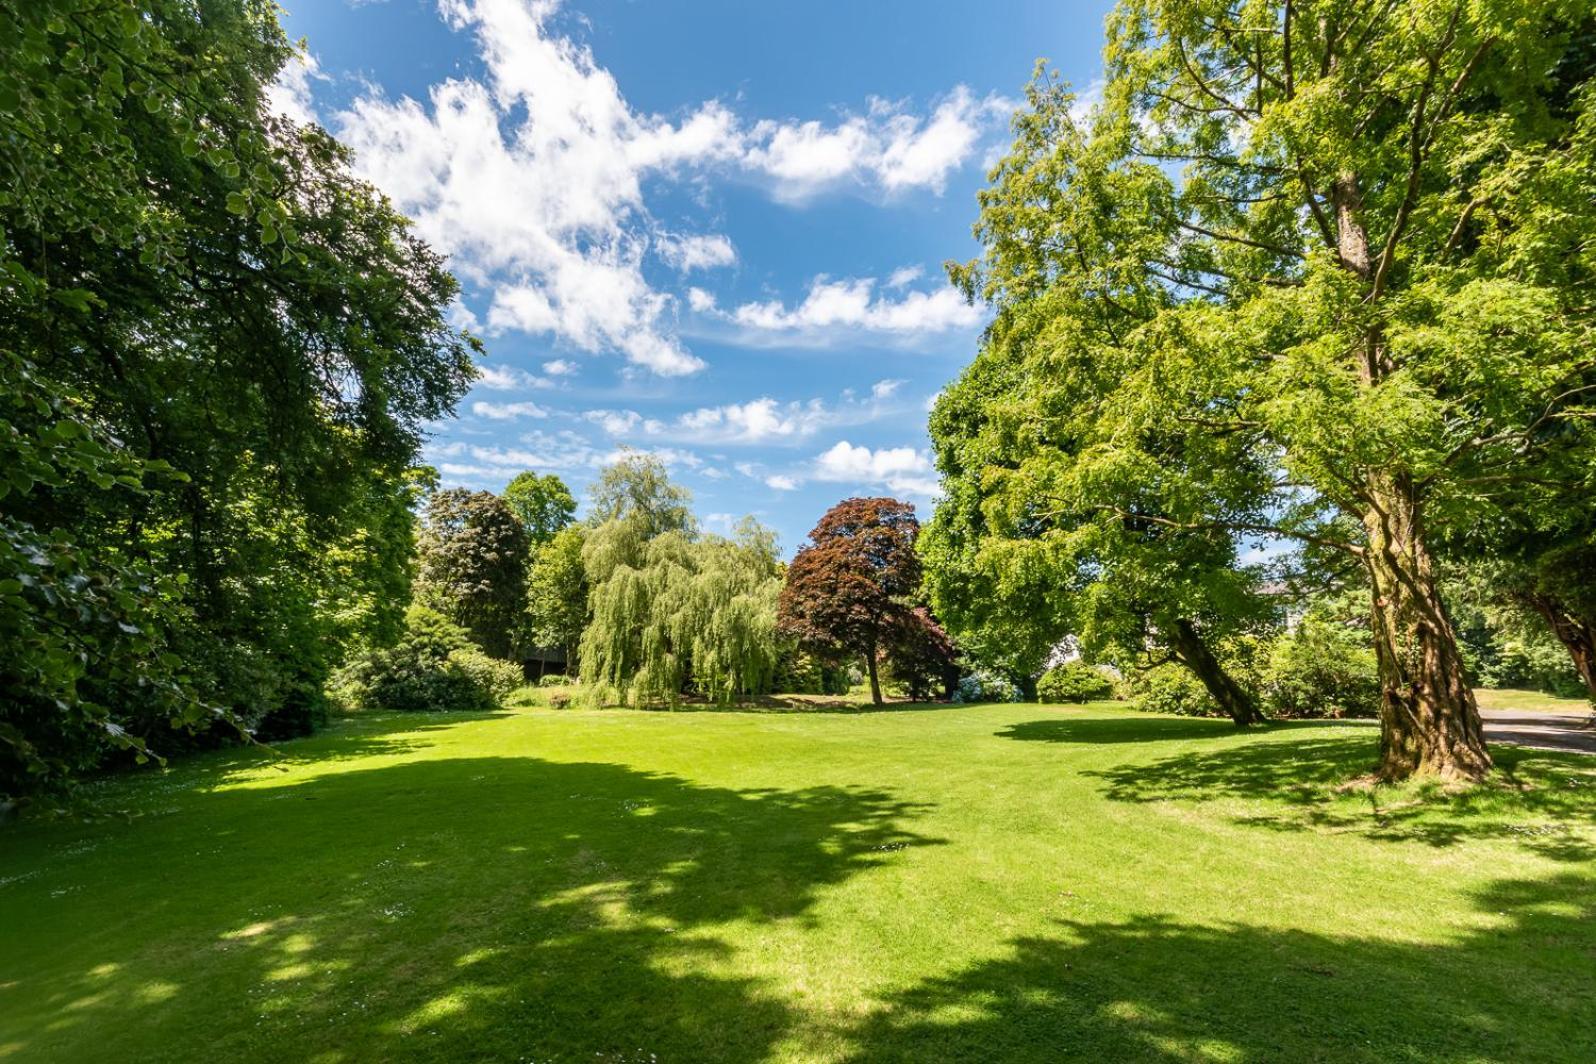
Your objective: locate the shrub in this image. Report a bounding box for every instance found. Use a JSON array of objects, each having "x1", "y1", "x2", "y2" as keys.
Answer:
[
  {"x1": 537, "y1": 673, "x2": 572, "y2": 688},
  {"x1": 772, "y1": 648, "x2": 850, "y2": 695},
  {"x1": 1261, "y1": 617, "x2": 1380, "y2": 718},
  {"x1": 953, "y1": 669, "x2": 1022, "y2": 704},
  {"x1": 448, "y1": 648, "x2": 522, "y2": 706},
  {"x1": 1128, "y1": 664, "x2": 1220, "y2": 717},
  {"x1": 1036, "y1": 661, "x2": 1115, "y2": 703},
  {"x1": 333, "y1": 607, "x2": 518, "y2": 712}
]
